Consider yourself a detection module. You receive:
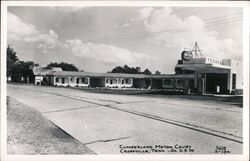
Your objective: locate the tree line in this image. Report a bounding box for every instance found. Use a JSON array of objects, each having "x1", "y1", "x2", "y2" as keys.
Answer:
[
  {"x1": 109, "y1": 65, "x2": 161, "y2": 75},
  {"x1": 7, "y1": 45, "x2": 38, "y2": 82},
  {"x1": 7, "y1": 46, "x2": 79, "y2": 83}
]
